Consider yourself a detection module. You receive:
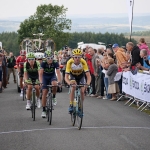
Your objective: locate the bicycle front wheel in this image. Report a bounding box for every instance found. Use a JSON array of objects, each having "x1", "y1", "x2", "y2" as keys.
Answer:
[
  {"x1": 47, "y1": 94, "x2": 52, "y2": 125},
  {"x1": 71, "y1": 107, "x2": 76, "y2": 126},
  {"x1": 77, "y1": 97, "x2": 83, "y2": 130},
  {"x1": 32, "y1": 91, "x2": 36, "y2": 121},
  {"x1": 23, "y1": 87, "x2": 26, "y2": 101}
]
